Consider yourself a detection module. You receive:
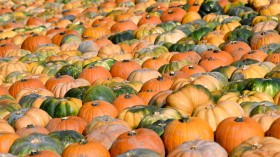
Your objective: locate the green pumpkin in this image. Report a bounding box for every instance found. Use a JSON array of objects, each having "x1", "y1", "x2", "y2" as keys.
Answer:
[
  {"x1": 196, "y1": 21, "x2": 221, "y2": 30},
  {"x1": 212, "y1": 65, "x2": 237, "y2": 79},
  {"x1": 111, "y1": 84, "x2": 138, "y2": 97},
  {"x1": 140, "y1": 119, "x2": 173, "y2": 136},
  {"x1": 223, "y1": 79, "x2": 252, "y2": 92},
  {"x1": 41, "y1": 61, "x2": 69, "y2": 77},
  {"x1": 56, "y1": 64, "x2": 82, "y2": 79},
  {"x1": 40, "y1": 97, "x2": 82, "y2": 118},
  {"x1": 227, "y1": 27, "x2": 253, "y2": 43},
  {"x1": 191, "y1": 44, "x2": 220, "y2": 55},
  {"x1": 198, "y1": 0, "x2": 223, "y2": 17},
  {"x1": 83, "y1": 85, "x2": 116, "y2": 103},
  {"x1": 64, "y1": 86, "x2": 91, "y2": 100},
  {"x1": 48, "y1": 130, "x2": 84, "y2": 148},
  {"x1": 138, "y1": 108, "x2": 182, "y2": 128},
  {"x1": 227, "y1": 6, "x2": 255, "y2": 17},
  {"x1": 119, "y1": 105, "x2": 157, "y2": 129},
  {"x1": 19, "y1": 94, "x2": 49, "y2": 108},
  {"x1": 240, "y1": 101, "x2": 280, "y2": 117},
  {"x1": 134, "y1": 45, "x2": 169, "y2": 59},
  {"x1": 156, "y1": 21, "x2": 181, "y2": 32},
  {"x1": 259, "y1": 44, "x2": 280, "y2": 54},
  {"x1": 231, "y1": 59, "x2": 259, "y2": 68},
  {"x1": 245, "y1": 78, "x2": 280, "y2": 97},
  {"x1": 117, "y1": 149, "x2": 161, "y2": 157},
  {"x1": 158, "y1": 60, "x2": 190, "y2": 75},
  {"x1": 9, "y1": 133, "x2": 64, "y2": 156},
  {"x1": 19, "y1": 53, "x2": 48, "y2": 62},
  {"x1": 168, "y1": 43, "x2": 195, "y2": 52},
  {"x1": 83, "y1": 58, "x2": 116, "y2": 70},
  {"x1": 189, "y1": 27, "x2": 212, "y2": 42},
  {"x1": 108, "y1": 30, "x2": 135, "y2": 44},
  {"x1": 67, "y1": 23, "x2": 85, "y2": 35},
  {"x1": 189, "y1": 20, "x2": 207, "y2": 29},
  {"x1": 173, "y1": 24, "x2": 195, "y2": 36},
  {"x1": 265, "y1": 65, "x2": 280, "y2": 78},
  {"x1": 0, "y1": 99, "x2": 21, "y2": 119},
  {"x1": 0, "y1": 95, "x2": 15, "y2": 101},
  {"x1": 5, "y1": 71, "x2": 29, "y2": 84},
  {"x1": 60, "y1": 34, "x2": 82, "y2": 45}
]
